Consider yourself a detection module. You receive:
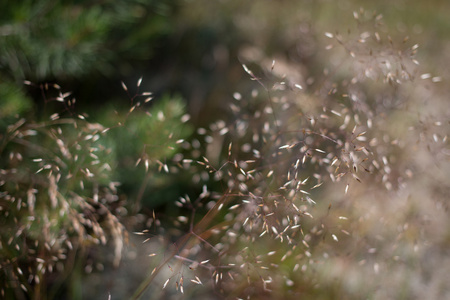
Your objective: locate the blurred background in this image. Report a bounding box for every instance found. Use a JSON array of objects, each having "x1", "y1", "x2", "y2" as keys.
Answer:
[{"x1": 1, "y1": 0, "x2": 449, "y2": 299}]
